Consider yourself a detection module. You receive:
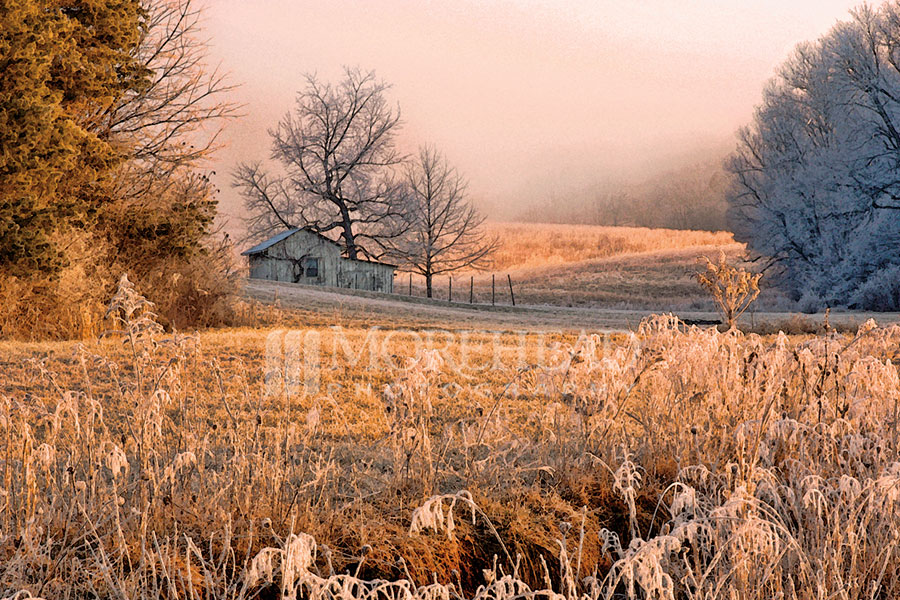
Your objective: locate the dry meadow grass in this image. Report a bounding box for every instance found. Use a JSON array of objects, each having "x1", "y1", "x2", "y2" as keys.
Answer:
[
  {"x1": 3, "y1": 278, "x2": 900, "y2": 598},
  {"x1": 481, "y1": 223, "x2": 736, "y2": 273},
  {"x1": 402, "y1": 223, "x2": 758, "y2": 310}
]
